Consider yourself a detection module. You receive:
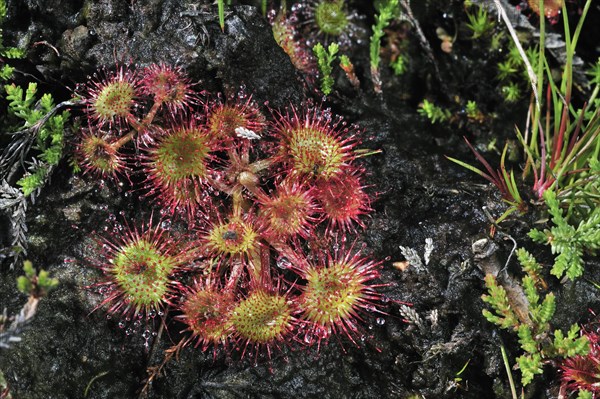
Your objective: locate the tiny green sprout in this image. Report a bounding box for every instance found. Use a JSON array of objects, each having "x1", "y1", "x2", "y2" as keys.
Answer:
[
  {"x1": 465, "y1": 5, "x2": 494, "y2": 39},
  {"x1": 313, "y1": 42, "x2": 339, "y2": 95},
  {"x1": 17, "y1": 260, "x2": 59, "y2": 298},
  {"x1": 339, "y1": 54, "x2": 351, "y2": 69},
  {"x1": 449, "y1": 359, "x2": 471, "y2": 391},
  {"x1": 497, "y1": 60, "x2": 518, "y2": 81},
  {"x1": 418, "y1": 99, "x2": 451, "y2": 124},
  {"x1": 465, "y1": 100, "x2": 480, "y2": 119},
  {"x1": 501, "y1": 82, "x2": 521, "y2": 103},
  {"x1": 390, "y1": 54, "x2": 407, "y2": 76}
]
